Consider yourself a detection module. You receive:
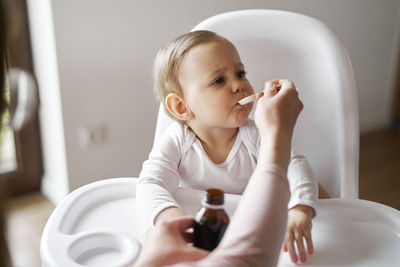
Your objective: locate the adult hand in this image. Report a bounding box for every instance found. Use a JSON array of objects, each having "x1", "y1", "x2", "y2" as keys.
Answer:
[
  {"x1": 254, "y1": 79, "x2": 303, "y2": 171},
  {"x1": 254, "y1": 79, "x2": 303, "y2": 137},
  {"x1": 134, "y1": 216, "x2": 209, "y2": 267}
]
